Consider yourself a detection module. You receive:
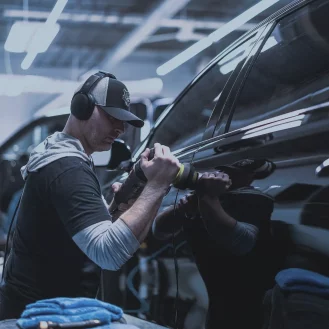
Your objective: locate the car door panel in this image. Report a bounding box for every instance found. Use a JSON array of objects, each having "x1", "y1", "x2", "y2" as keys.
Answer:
[
  {"x1": 190, "y1": 0, "x2": 329, "y2": 258},
  {"x1": 192, "y1": 116, "x2": 329, "y2": 257}
]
